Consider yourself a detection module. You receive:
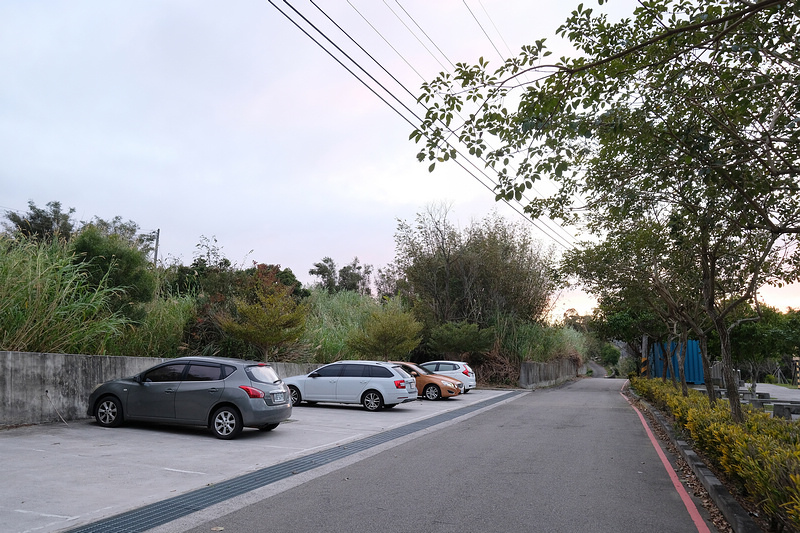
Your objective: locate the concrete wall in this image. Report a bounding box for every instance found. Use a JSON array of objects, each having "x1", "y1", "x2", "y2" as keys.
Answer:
[
  {"x1": 0, "y1": 351, "x2": 318, "y2": 428},
  {"x1": 519, "y1": 359, "x2": 582, "y2": 389},
  {"x1": 1, "y1": 351, "x2": 584, "y2": 427}
]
